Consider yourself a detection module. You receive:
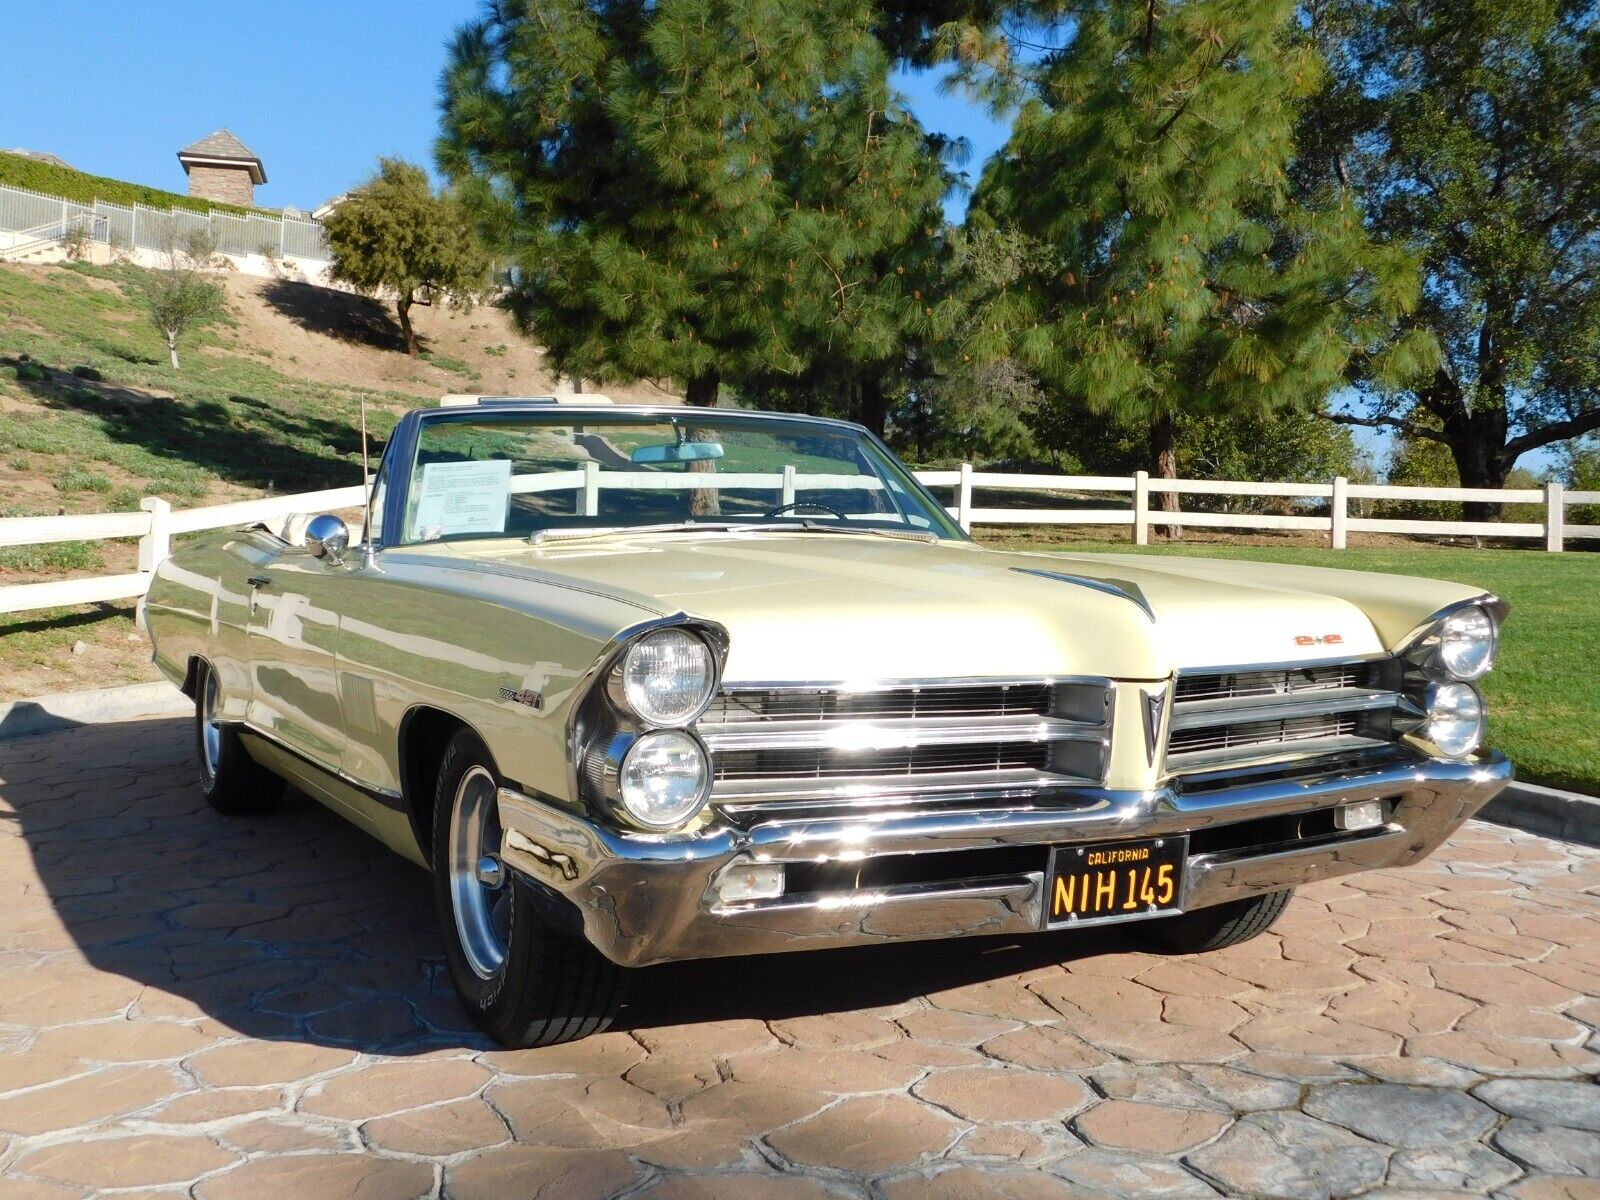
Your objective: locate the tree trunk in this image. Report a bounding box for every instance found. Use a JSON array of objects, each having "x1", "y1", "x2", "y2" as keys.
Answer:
[
  {"x1": 1448, "y1": 433, "x2": 1510, "y2": 524},
  {"x1": 685, "y1": 370, "x2": 720, "y2": 516},
  {"x1": 397, "y1": 294, "x2": 417, "y2": 357},
  {"x1": 858, "y1": 374, "x2": 888, "y2": 439},
  {"x1": 1151, "y1": 411, "x2": 1181, "y2": 540},
  {"x1": 1422, "y1": 368, "x2": 1509, "y2": 523},
  {"x1": 167, "y1": 331, "x2": 180, "y2": 371}
]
